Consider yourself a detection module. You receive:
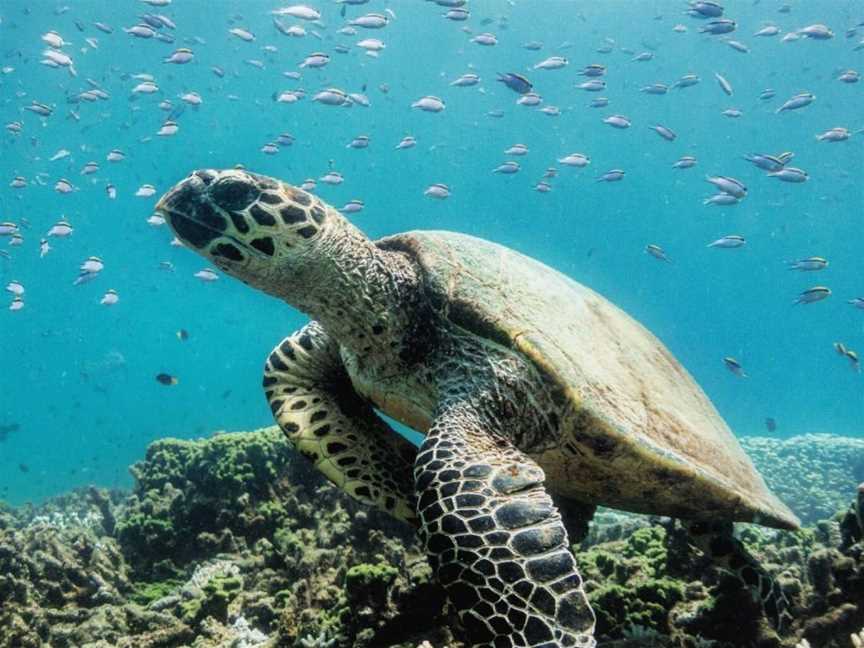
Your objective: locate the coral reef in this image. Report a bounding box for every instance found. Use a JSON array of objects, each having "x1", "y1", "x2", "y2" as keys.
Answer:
[
  {"x1": 741, "y1": 434, "x2": 864, "y2": 526},
  {"x1": 0, "y1": 427, "x2": 862, "y2": 647}
]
